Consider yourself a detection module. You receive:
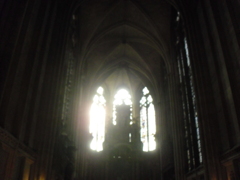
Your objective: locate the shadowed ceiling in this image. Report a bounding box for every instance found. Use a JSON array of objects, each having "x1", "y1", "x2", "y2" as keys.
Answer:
[{"x1": 74, "y1": 0, "x2": 174, "y2": 99}]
